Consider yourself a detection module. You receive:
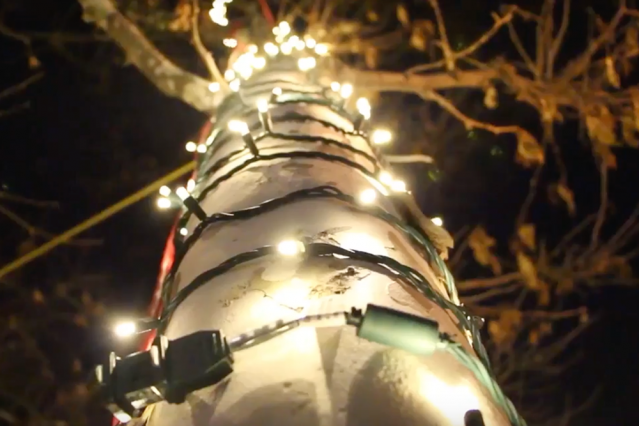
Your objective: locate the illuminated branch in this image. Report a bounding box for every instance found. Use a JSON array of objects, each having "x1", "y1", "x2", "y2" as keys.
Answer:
[
  {"x1": 76, "y1": 0, "x2": 220, "y2": 113},
  {"x1": 190, "y1": 0, "x2": 227, "y2": 92}
]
